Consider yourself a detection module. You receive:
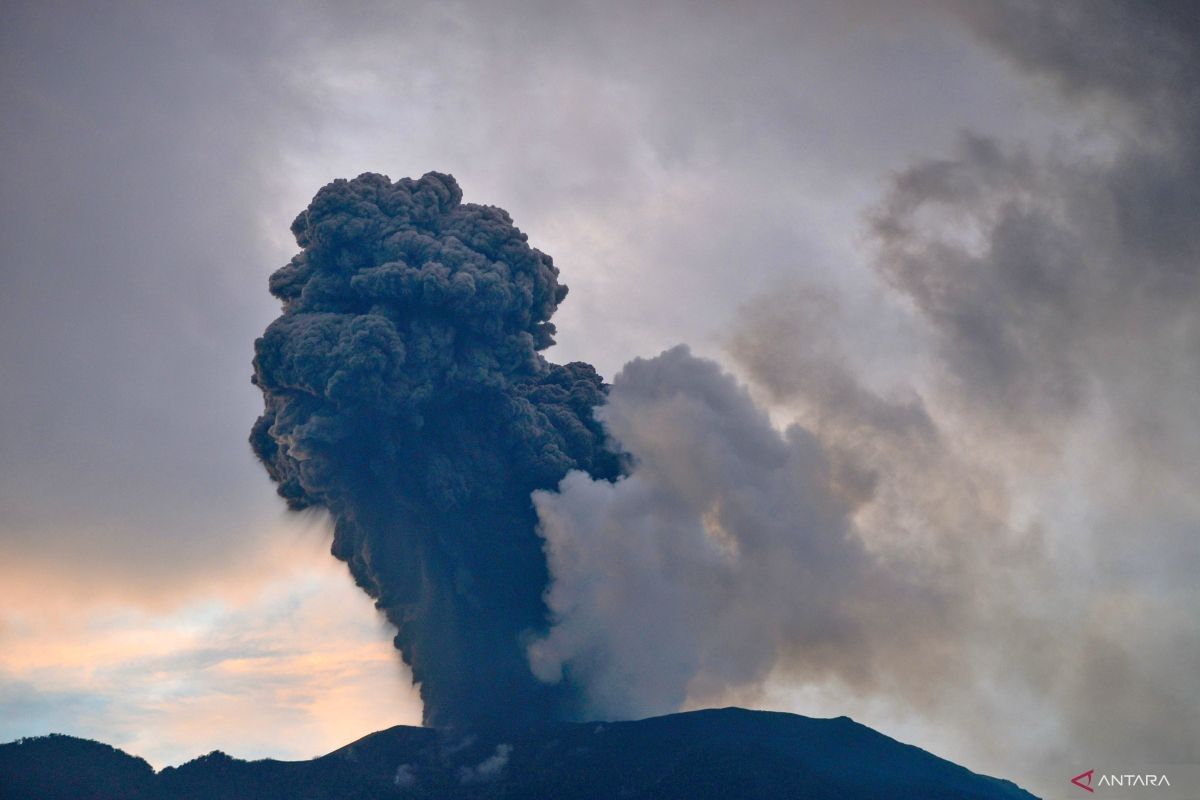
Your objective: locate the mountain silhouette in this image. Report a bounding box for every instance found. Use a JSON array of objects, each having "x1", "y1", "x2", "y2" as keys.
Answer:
[{"x1": 0, "y1": 707, "x2": 1038, "y2": 799}]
